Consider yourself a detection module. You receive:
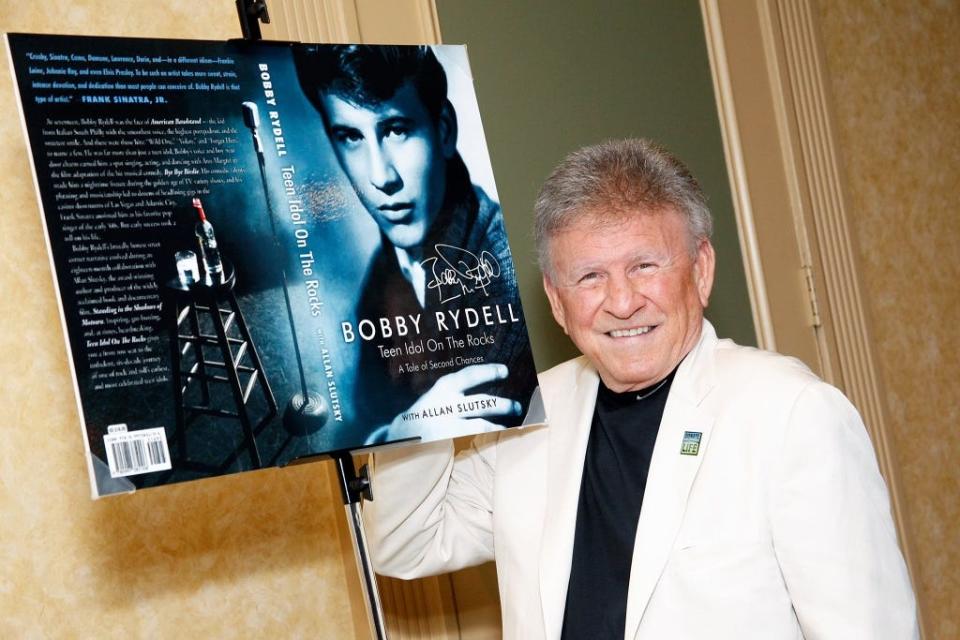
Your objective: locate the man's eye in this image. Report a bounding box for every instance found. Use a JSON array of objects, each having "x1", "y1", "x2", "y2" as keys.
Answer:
[
  {"x1": 384, "y1": 124, "x2": 409, "y2": 139},
  {"x1": 334, "y1": 129, "x2": 362, "y2": 145},
  {"x1": 578, "y1": 272, "x2": 602, "y2": 285}
]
